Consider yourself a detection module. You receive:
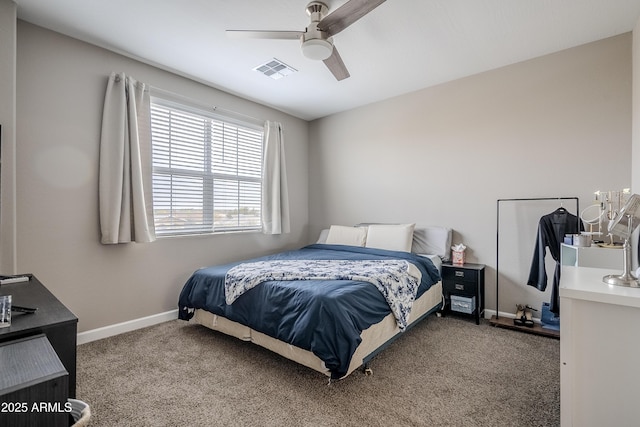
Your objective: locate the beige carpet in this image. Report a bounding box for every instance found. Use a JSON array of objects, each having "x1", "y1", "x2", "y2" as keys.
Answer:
[{"x1": 77, "y1": 316, "x2": 559, "y2": 426}]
